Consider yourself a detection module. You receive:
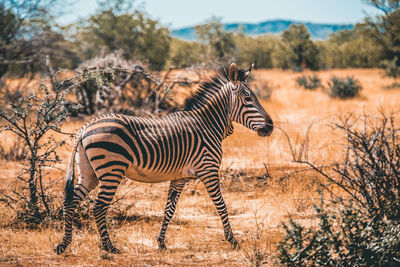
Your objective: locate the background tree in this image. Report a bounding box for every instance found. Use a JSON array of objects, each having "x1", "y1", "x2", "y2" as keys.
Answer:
[
  {"x1": 278, "y1": 24, "x2": 320, "y2": 71},
  {"x1": 75, "y1": 0, "x2": 170, "y2": 70},
  {"x1": 235, "y1": 34, "x2": 279, "y2": 69},
  {"x1": 167, "y1": 38, "x2": 202, "y2": 68},
  {"x1": 195, "y1": 17, "x2": 236, "y2": 65},
  {"x1": 0, "y1": 0, "x2": 76, "y2": 79},
  {"x1": 319, "y1": 25, "x2": 384, "y2": 69},
  {"x1": 364, "y1": 0, "x2": 400, "y2": 78}
]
